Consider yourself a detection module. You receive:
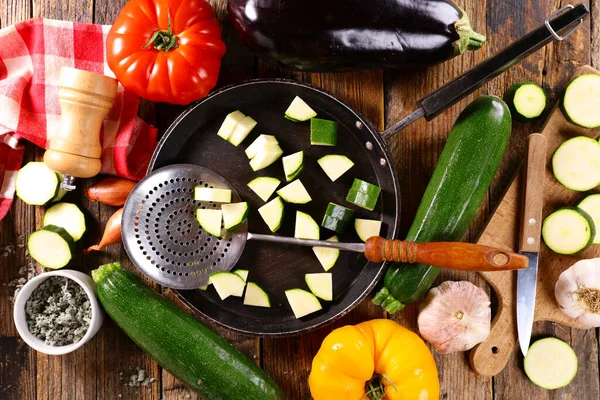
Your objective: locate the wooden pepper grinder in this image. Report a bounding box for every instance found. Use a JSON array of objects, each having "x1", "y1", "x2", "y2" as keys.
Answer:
[{"x1": 44, "y1": 67, "x2": 118, "y2": 190}]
